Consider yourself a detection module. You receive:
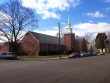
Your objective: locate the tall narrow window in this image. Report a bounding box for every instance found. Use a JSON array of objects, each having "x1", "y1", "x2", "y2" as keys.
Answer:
[{"x1": 32, "y1": 45, "x2": 35, "y2": 50}]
